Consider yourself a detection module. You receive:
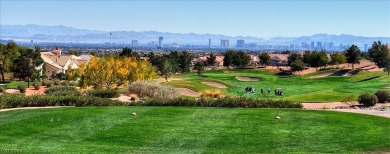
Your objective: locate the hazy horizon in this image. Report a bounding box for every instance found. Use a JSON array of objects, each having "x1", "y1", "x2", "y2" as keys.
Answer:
[{"x1": 1, "y1": 0, "x2": 389, "y2": 38}]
